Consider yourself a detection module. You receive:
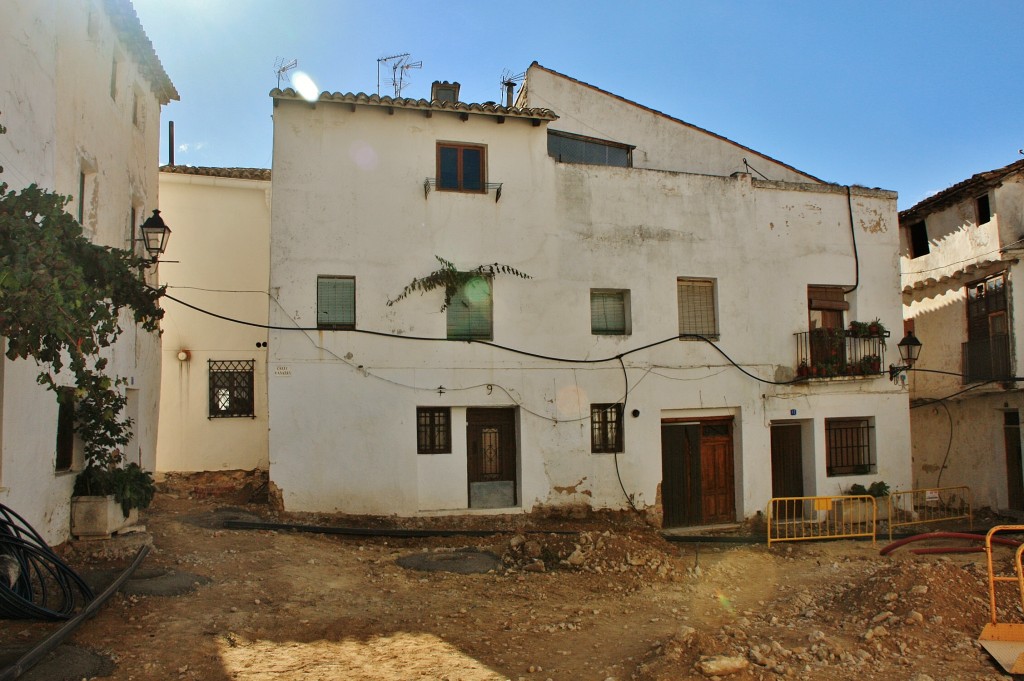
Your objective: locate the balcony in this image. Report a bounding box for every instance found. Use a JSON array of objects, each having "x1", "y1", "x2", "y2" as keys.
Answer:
[
  {"x1": 962, "y1": 334, "x2": 1011, "y2": 383},
  {"x1": 795, "y1": 328, "x2": 888, "y2": 379}
]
